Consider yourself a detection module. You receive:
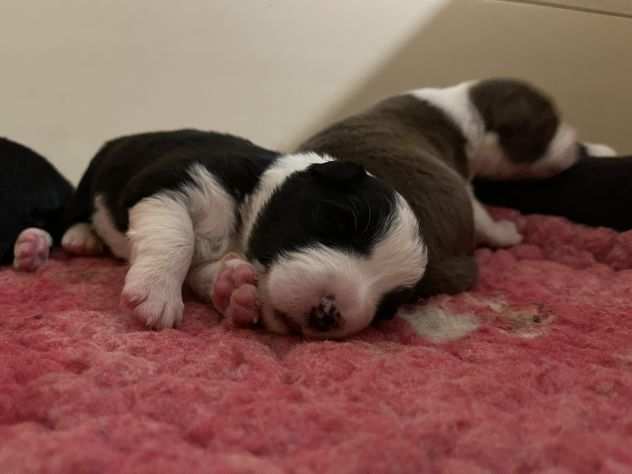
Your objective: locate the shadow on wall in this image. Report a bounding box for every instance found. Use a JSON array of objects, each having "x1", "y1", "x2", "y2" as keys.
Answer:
[{"x1": 293, "y1": 0, "x2": 632, "y2": 152}]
